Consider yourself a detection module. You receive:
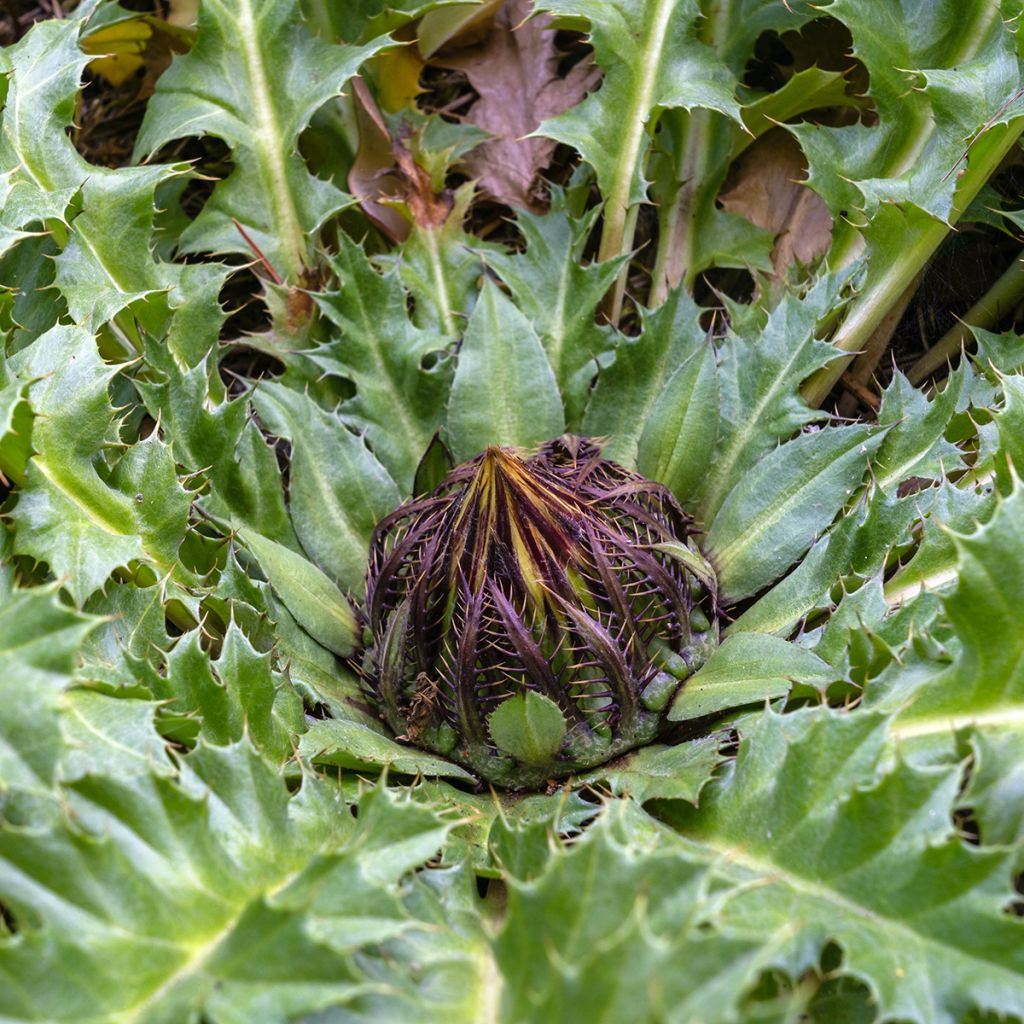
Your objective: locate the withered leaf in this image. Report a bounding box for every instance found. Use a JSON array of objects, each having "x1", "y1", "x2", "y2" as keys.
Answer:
[
  {"x1": 432, "y1": 0, "x2": 600, "y2": 211},
  {"x1": 718, "y1": 129, "x2": 833, "y2": 283}
]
